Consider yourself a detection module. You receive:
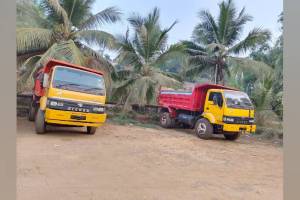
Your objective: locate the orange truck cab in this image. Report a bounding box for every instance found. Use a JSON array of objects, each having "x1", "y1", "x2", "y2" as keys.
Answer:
[{"x1": 28, "y1": 59, "x2": 107, "y2": 134}]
